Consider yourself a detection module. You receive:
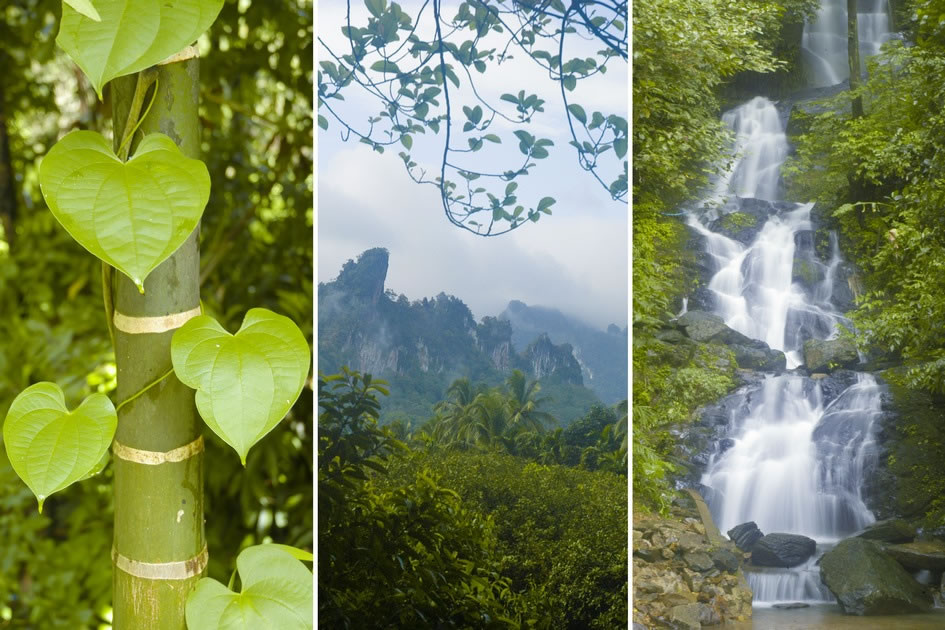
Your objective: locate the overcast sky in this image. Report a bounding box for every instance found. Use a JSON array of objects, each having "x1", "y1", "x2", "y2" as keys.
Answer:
[{"x1": 316, "y1": 1, "x2": 628, "y2": 330}]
